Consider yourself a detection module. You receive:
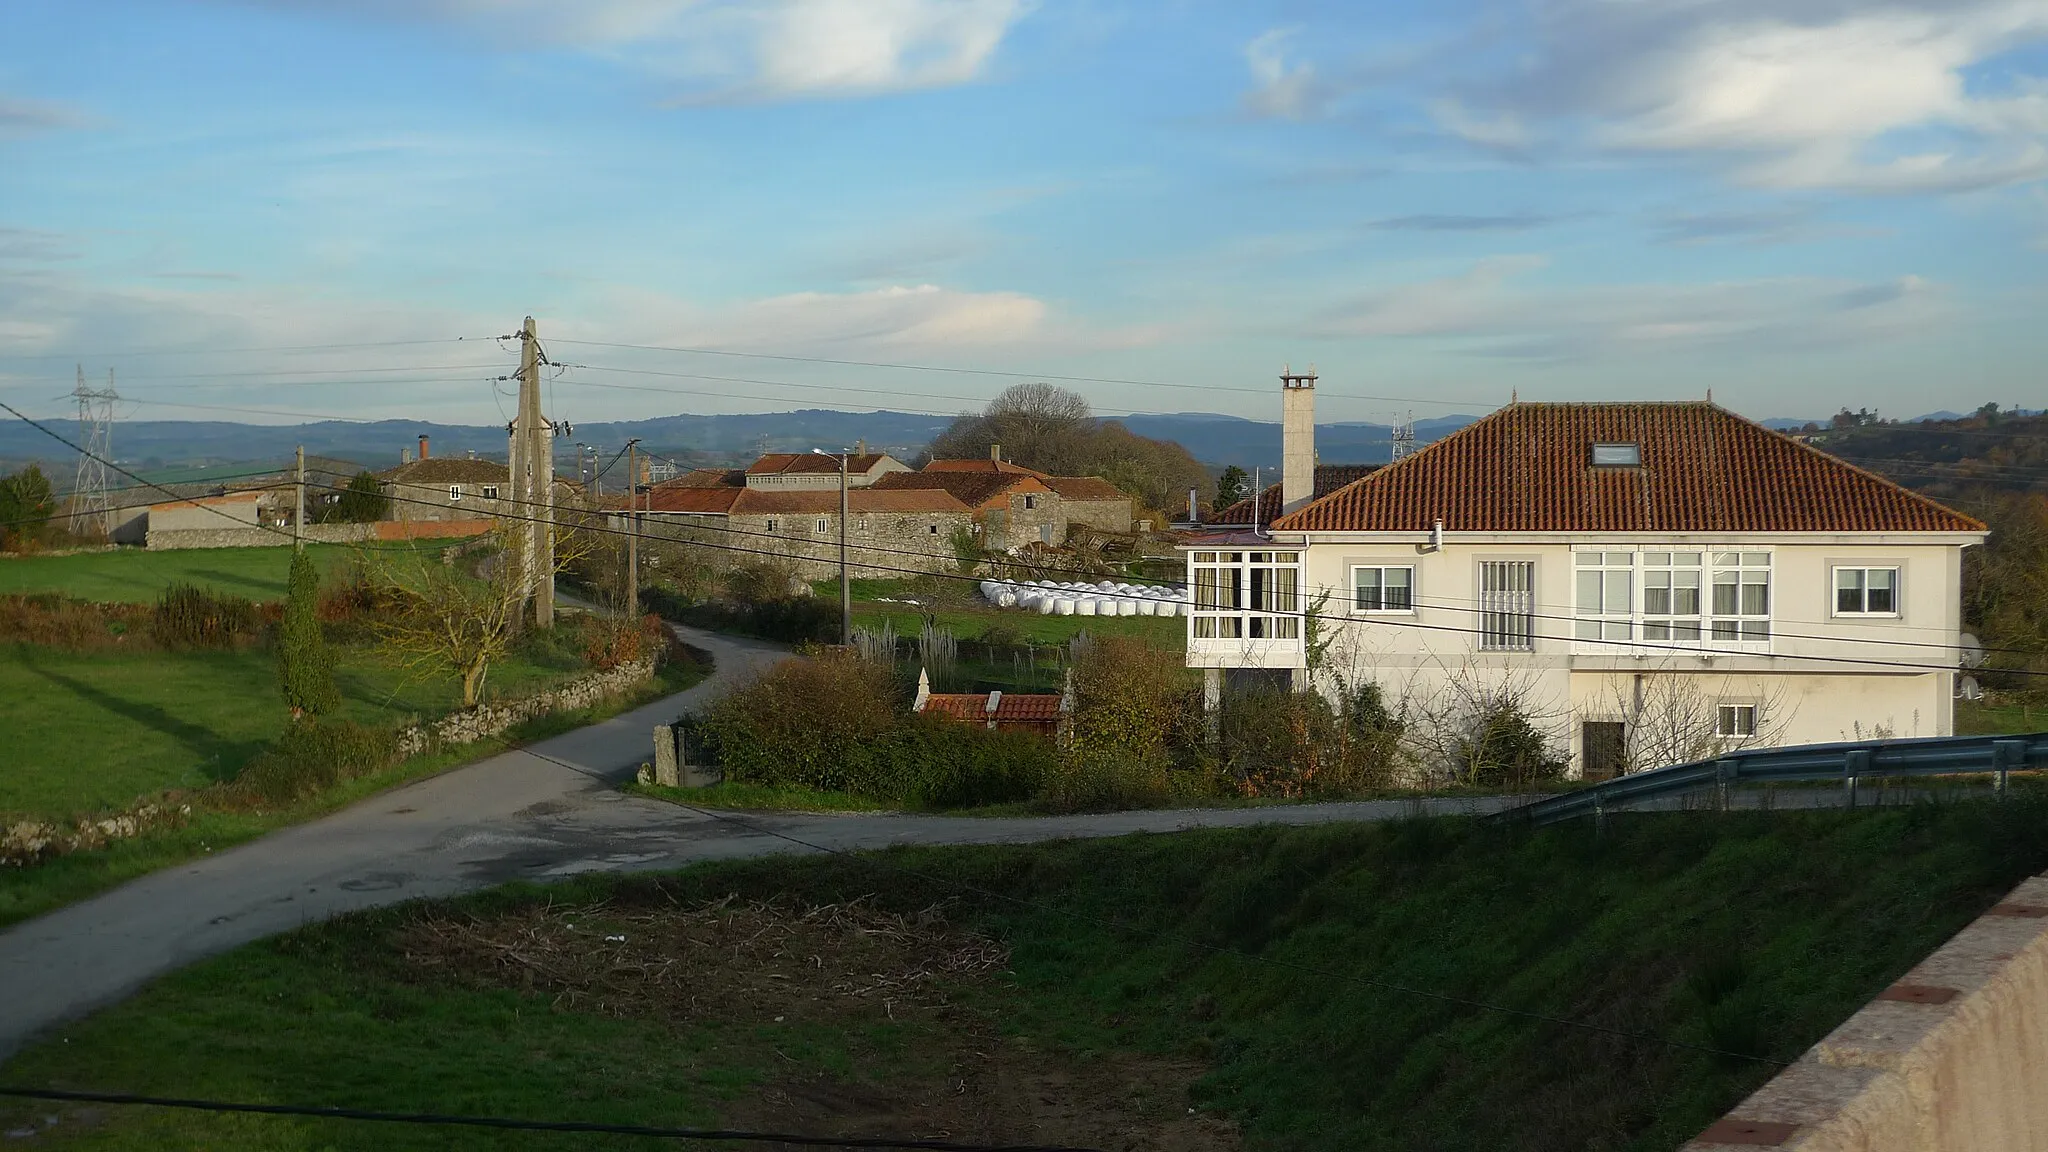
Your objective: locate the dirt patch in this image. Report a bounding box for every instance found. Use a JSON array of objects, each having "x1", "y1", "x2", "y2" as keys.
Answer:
[{"x1": 392, "y1": 896, "x2": 1235, "y2": 1151}]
